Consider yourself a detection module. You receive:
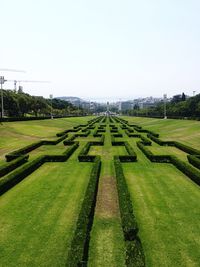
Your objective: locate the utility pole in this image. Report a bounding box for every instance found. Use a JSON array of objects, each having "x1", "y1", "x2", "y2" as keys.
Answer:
[
  {"x1": 50, "y1": 94, "x2": 53, "y2": 119},
  {"x1": 193, "y1": 91, "x2": 196, "y2": 97},
  {"x1": 163, "y1": 94, "x2": 167, "y2": 119}
]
